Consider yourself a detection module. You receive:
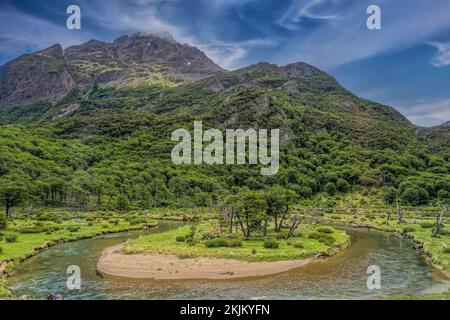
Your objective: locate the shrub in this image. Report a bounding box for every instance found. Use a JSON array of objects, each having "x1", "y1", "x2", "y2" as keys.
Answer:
[
  {"x1": 5, "y1": 235, "x2": 17, "y2": 243},
  {"x1": 420, "y1": 222, "x2": 434, "y2": 228},
  {"x1": 129, "y1": 218, "x2": 146, "y2": 225},
  {"x1": 276, "y1": 230, "x2": 289, "y2": 240},
  {"x1": 228, "y1": 239, "x2": 242, "y2": 248},
  {"x1": 293, "y1": 242, "x2": 304, "y2": 248},
  {"x1": 442, "y1": 246, "x2": 450, "y2": 254},
  {"x1": 175, "y1": 236, "x2": 186, "y2": 242},
  {"x1": 401, "y1": 227, "x2": 416, "y2": 234},
  {"x1": 251, "y1": 248, "x2": 257, "y2": 254},
  {"x1": 308, "y1": 232, "x2": 335, "y2": 246},
  {"x1": 317, "y1": 227, "x2": 334, "y2": 234},
  {"x1": 205, "y1": 238, "x2": 229, "y2": 248},
  {"x1": 110, "y1": 219, "x2": 120, "y2": 226},
  {"x1": 201, "y1": 232, "x2": 213, "y2": 240},
  {"x1": 263, "y1": 239, "x2": 279, "y2": 249},
  {"x1": 439, "y1": 229, "x2": 450, "y2": 236},
  {"x1": 67, "y1": 226, "x2": 80, "y2": 233}
]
